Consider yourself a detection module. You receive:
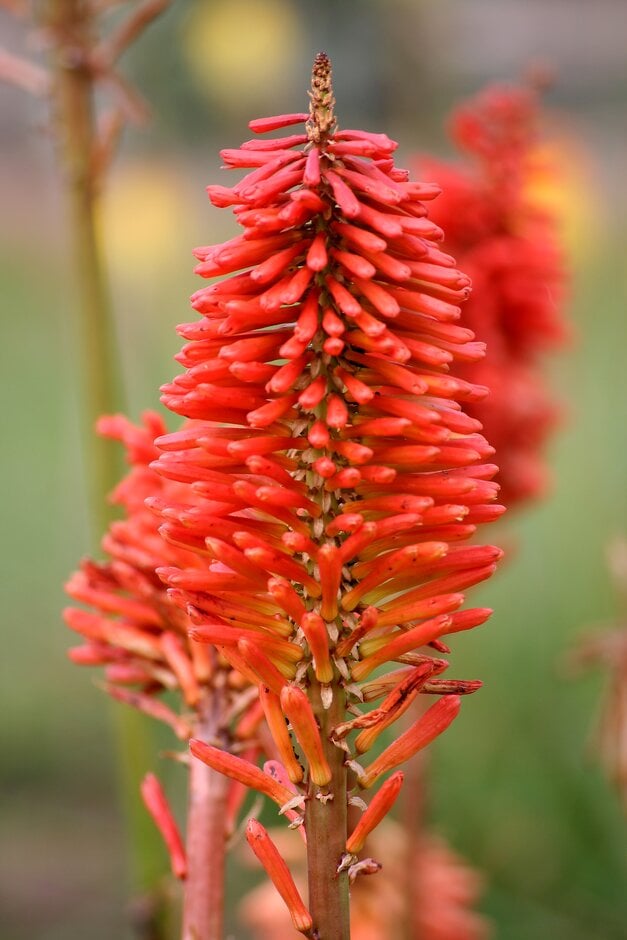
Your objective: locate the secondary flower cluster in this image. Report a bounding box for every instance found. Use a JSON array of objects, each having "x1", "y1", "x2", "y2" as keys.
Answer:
[
  {"x1": 421, "y1": 83, "x2": 568, "y2": 506},
  {"x1": 64, "y1": 412, "x2": 262, "y2": 874},
  {"x1": 148, "y1": 52, "x2": 502, "y2": 930}
]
